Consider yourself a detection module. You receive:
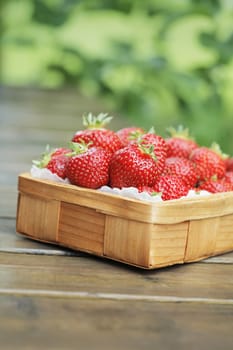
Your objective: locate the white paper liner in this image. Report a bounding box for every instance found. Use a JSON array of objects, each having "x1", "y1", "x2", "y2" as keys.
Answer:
[
  {"x1": 98, "y1": 186, "x2": 163, "y2": 202},
  {"x1": 30, "y1": 165, "x2": 70, "y2": 184},
  {"x1": 98, "y1": 186, "x2": 211, "y2": 202},
  {"x1": 30, "y1": 165, "x2": 212, "y2": 202}
]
